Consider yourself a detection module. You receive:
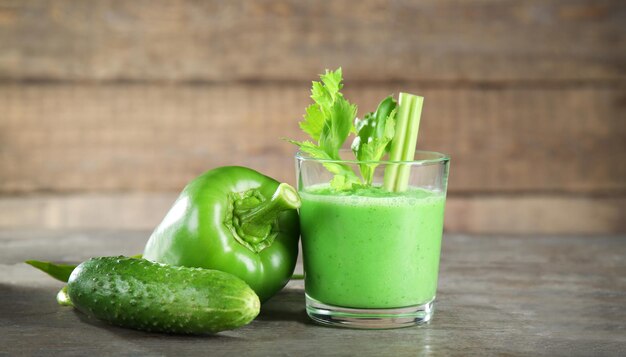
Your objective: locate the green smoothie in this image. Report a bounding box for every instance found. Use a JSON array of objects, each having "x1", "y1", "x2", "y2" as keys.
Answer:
[{"x1": 300, "y1": 185, "x2": 445, "y2": 309}]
